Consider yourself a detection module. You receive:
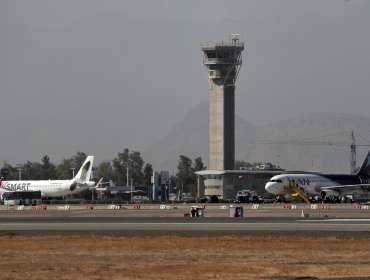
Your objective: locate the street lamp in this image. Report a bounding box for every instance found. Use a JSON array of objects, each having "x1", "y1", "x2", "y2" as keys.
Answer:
[
  {"x1": 124, "y1": 160, "x2": 134, "y2": 204},
  {"x1": 70, "y1": 162, "x2": 76, "y2": 179},
  {"x1": 124, "y1": 160, "x2": 133, "y2": 186},
  {"x1": 16, "y1": 164, "x2": 22, "y2": 180}
]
